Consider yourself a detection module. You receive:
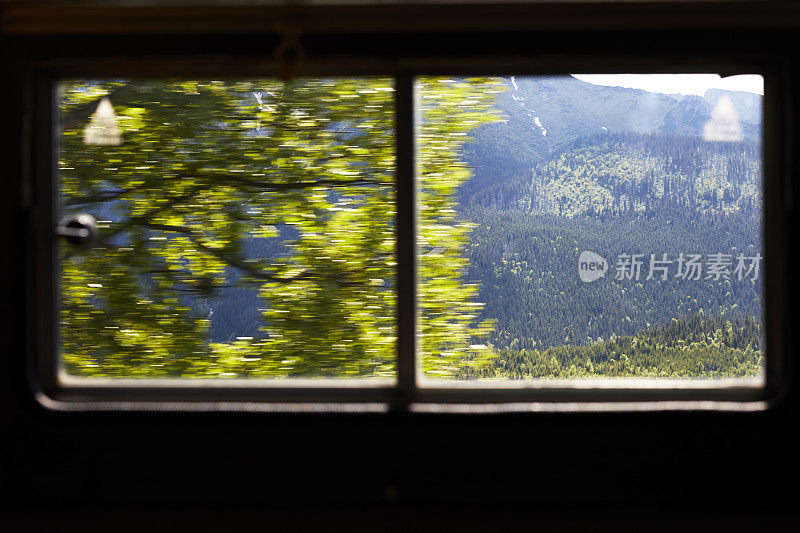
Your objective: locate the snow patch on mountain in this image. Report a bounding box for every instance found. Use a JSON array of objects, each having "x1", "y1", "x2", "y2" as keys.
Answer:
[{"x1": 533, "y1": 116, "x2": 547, "y2": 136}]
